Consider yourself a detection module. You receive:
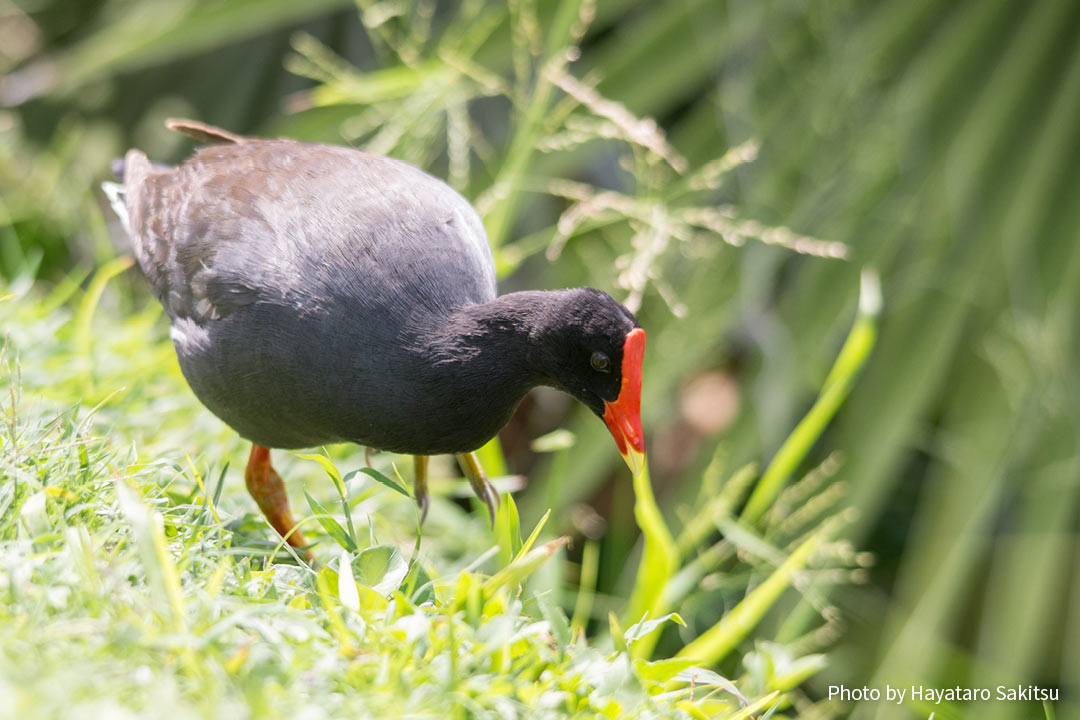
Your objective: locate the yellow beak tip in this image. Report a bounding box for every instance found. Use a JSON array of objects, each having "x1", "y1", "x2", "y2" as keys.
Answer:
[{"x1": 622, "y1": 448, "x2": 646, "y2": 477}]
